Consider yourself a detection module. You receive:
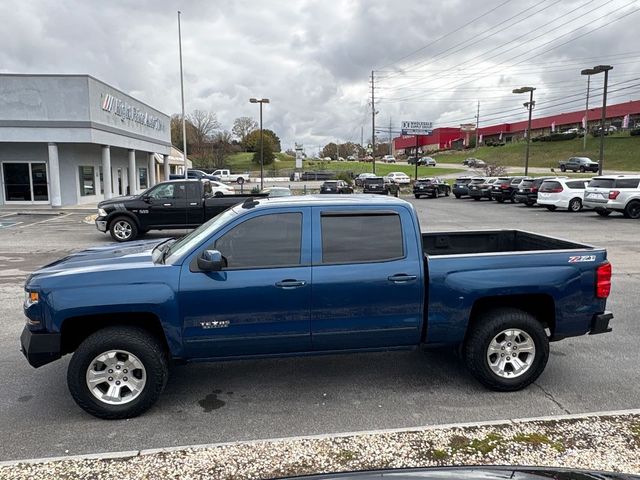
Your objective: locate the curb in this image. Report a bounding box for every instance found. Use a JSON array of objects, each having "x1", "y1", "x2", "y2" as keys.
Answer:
[{"x1": 2, "y1": 408, "x2": 640, "y2": 467}]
